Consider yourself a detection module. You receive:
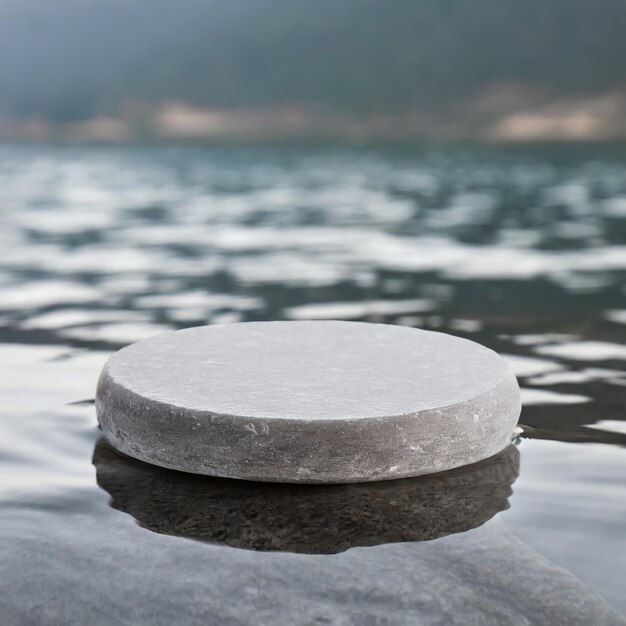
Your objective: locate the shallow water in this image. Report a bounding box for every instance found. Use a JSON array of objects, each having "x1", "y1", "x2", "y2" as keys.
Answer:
[{"x1": 0, "y1": 143, "x2": 625, "y2": 623}]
